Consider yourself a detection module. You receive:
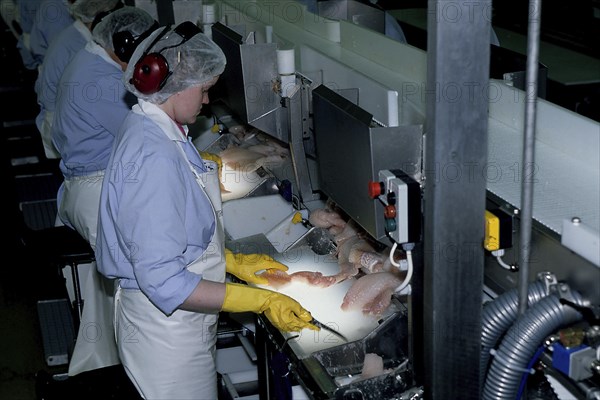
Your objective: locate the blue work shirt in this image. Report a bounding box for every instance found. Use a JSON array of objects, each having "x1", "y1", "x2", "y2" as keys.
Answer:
[
  {"x1": 18, "y1": 0, "x2": 42, "y2": 33},
  {"x1": 35, "y1": 21, "x2": 91, "y2": 132},
  {"x1": 16, "y1": 0, "x2": 43, "y2": 69},
  {"x1": 52, "y1": 41, "x2": 135, "y2": 178},
  {"x1": 96, "y1": 100, "x2": 216, "y2": 315},
  {"x1": 29, "y1": 0, "x2": 74, "y2": 65}
]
